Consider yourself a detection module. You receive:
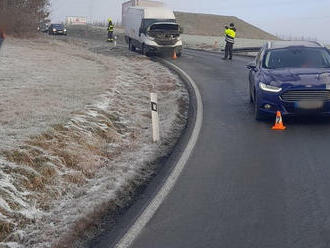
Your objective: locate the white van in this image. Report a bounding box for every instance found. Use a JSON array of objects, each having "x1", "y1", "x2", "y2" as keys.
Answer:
[{"x1": 122, "y1": 2, "x2": 183, "y2": 56}]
